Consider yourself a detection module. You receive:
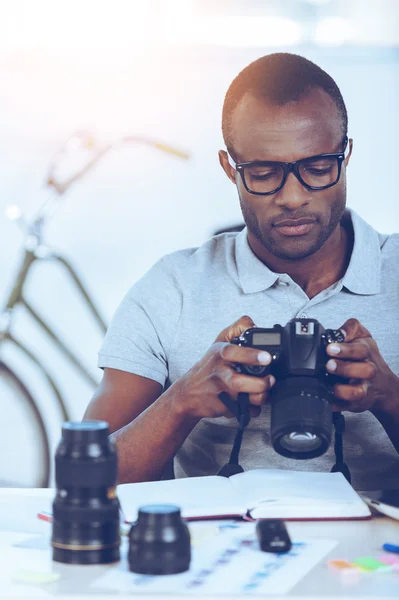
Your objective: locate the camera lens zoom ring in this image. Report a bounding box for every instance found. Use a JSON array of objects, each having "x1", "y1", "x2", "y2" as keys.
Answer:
[
  {"x1": 53, "y1": 501, "x2": 120, "y2": 523},
  {"x1": 55, "y1": 457, "x2": 117, "y2": 487}
]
